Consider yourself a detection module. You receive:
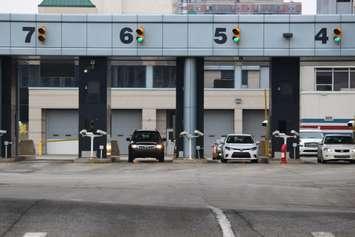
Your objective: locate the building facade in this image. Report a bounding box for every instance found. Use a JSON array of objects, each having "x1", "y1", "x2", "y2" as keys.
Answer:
[
  {"x1": 176, "y1": 0, "x2": 301, "y2": 14},
  {"x1": 13, "y1": 0, "x2": 354, "y2": 158},
  {"x1": 317, "y1": 0, "x2": 354, "y2": 14}
]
